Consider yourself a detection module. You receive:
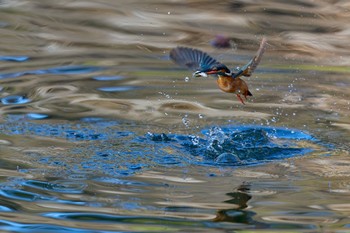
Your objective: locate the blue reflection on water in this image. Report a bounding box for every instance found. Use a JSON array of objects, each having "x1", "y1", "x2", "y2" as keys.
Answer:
[
  {"x1": 0, "y1": 65, "x2": 104, "y2": 80},
  {"x1": 1, "y1": 95, "x2": 31, "y2": 105},
  {"x1": 144, "y1": 126, "x2": 314, "y2": 166},
  {"x1": 93, "y1": 75, "x2": 124, "y2": 81},
  {"x1": 0, "y1": 206, "x2": 12, "y2": 212},
  {"x1": 202, "y1": 125, "x2": 314, "y2": 140},
  {"x1": 97, "y1": 86, "x2": 139, "y2": 92},
  {"x1": 0, "y1": 118, "x2": 130, "y2": 141},
  {"x1": 0, "y1": 56, "x2": 29, "y2": 62},
  {"x1": 26, "y1": 113, "x2": 49, "y2": 120},
  {"x1": 0, "y1": 116, "x2": 321, "y2": 177}
]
